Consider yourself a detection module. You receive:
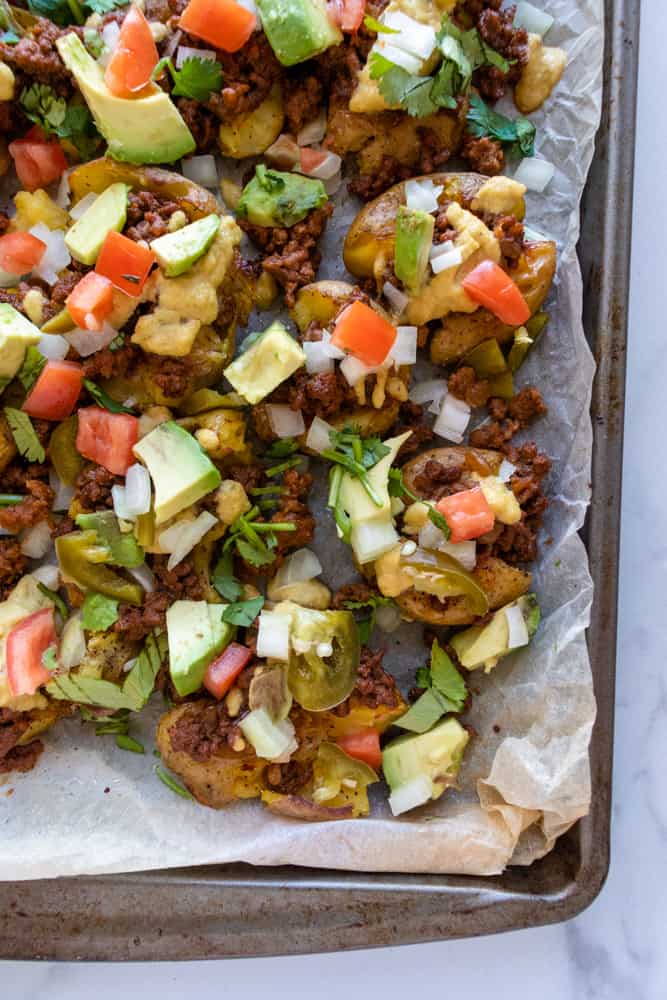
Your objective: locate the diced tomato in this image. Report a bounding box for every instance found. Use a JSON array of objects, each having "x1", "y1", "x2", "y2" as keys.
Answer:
[
  {"x1": 204, "y1": 642, "x2": 253, "y2": 699},
  {"x1": 299, "y1": 147, "x2": 328, "y2": 174},
  {"x1": 96, "y1": 230, "x2": 156, "y2": 297},
  {"x1": 8, "y1": 128, "x2": 68, "y2": 192},
  {"x1": 23, "y1": 360, "x2": 83, "y2": 421},
  {"x1": 179, "y1": 0, "x2": 256, "y2": 53},
  {"x1": 330, "y1": 300, "x2": 397, "y2": 367},
  {"x1": 327, "y1": 0, "x2": 365, "y2": 32},
  {"x1": 76, "y1": 406, "x2": 139, "y2": 476},
  {"x1": 337, "y1": 728, "x2": 382, "y2": 770},
  {"x1": 66, "y1": 272, "x2": 114, "y2": 332},
  {"x1": 105, "y1": 7, "x2": 159, "y2": 99},
  {"x1": 462, "y1": 260, "x2": 530, "y2": 326},
  {"x1": 435, "y1": 487, "x2": 495, "y2": 544},
  {"x1": 0, "y1": 232, "x2": 46, "y2": 276},
  {"x1": 6, "y1": 607, "x2": 56, "y2": 697}
]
